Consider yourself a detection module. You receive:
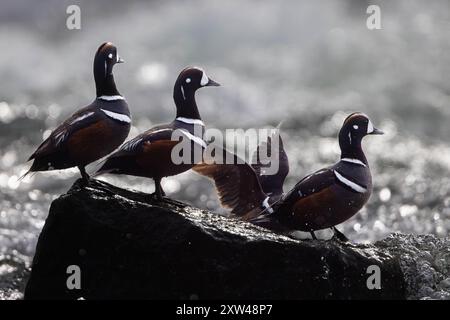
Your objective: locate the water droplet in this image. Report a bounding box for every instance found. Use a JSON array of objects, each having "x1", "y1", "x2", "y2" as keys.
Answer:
[
  {"x1": 379, "y1": 188, "x2": 391, "y2": 202},
  {"x1": 399, "y1": 204, "x2": 417, "y2": 217}
]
